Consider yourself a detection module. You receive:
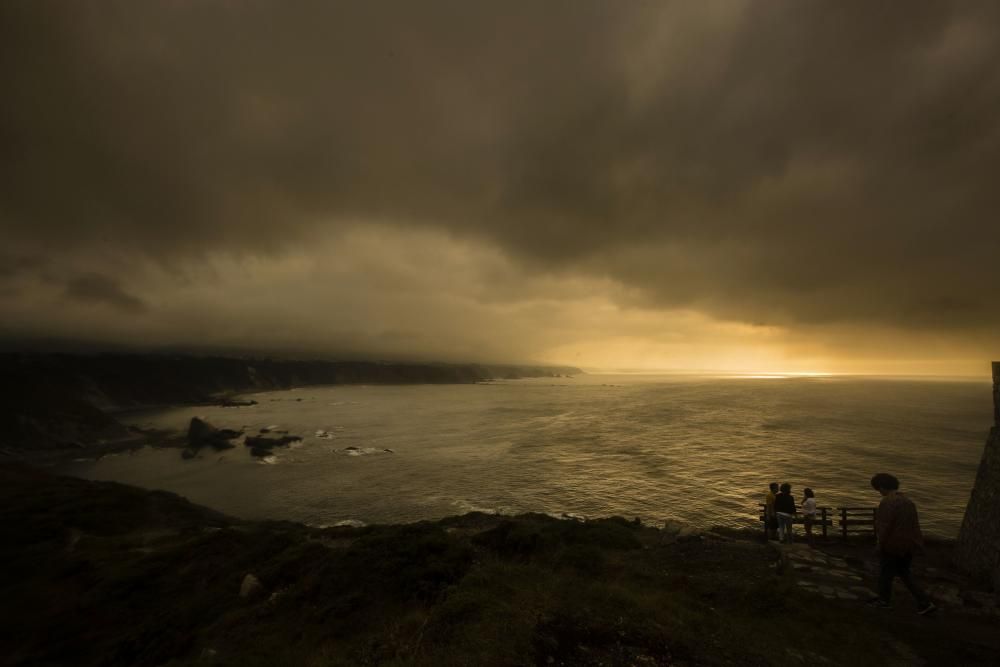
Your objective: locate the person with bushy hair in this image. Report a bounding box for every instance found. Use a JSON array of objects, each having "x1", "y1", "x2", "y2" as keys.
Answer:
[{"x1": 868, "y1": 473, "x2": 936, "y2": 615}]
